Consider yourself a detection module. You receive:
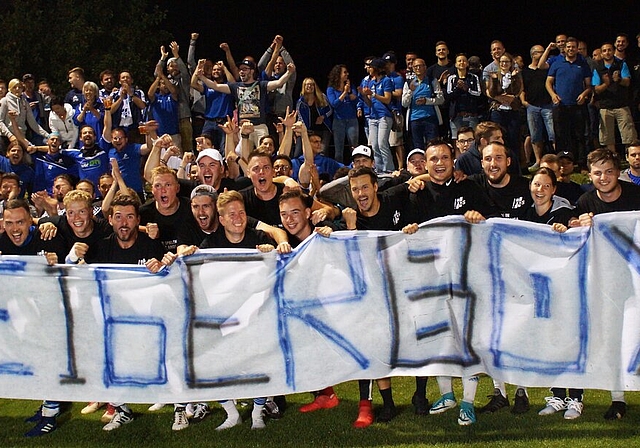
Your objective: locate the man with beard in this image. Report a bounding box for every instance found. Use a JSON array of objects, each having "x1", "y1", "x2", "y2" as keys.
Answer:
[
  {"x1": 619, "y1": 143, "x2": 640, "y2": 185},
  {"x1": 0, "y1": 199, "x2": 65, "y2": 437},
  {"x1": 467, "y1": 142, "x2": 532, "y2": 219},
  {"x1": 195, "y1": 57, "x2": 296, "y2": 149},
  {"x1": 241, "y1": 149, "x2": 338, "y2": 227},
  {"x1": 32, "y1": 174, "x2": 75, "y2": 217},
  {"x1": 83, "y1": 192, "x2": 166, "y2": 431},
  {"x1": 65, "y1": 125, "x2": 110, "y2": 189},
  {"x1": 341, "y1": 166, "x2": 417, "y2": 427}
]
